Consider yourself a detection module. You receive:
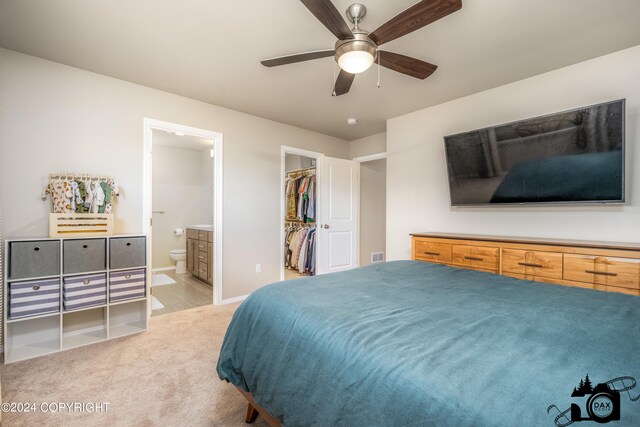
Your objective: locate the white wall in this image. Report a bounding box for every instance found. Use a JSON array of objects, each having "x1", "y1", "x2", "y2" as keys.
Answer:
[
  {"x1": 359, "y1": 159, "x2": 386, "y2": 266},
  {"x1": 387, "y1": 45, "x2": 640, "y2": 261},
  {"x1": 350, "y1": 132, "x2": 386, "y2": 159},
  {"x1": 0, "y1": 48, "x2": 349, "y2": 300},
  {"x1": 151, "y1": 143, "x2": 212, "y2": 269}
]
